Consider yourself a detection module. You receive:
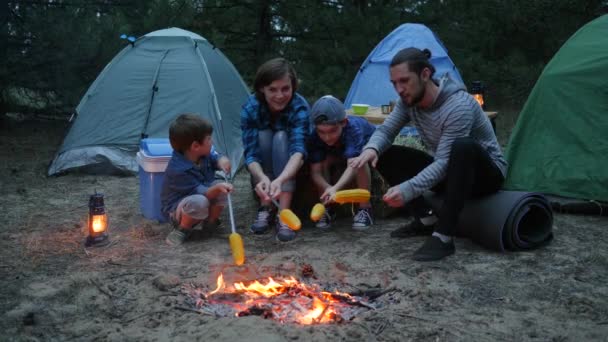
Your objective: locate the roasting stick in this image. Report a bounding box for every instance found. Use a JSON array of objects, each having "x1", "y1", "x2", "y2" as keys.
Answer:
[
  {"x1": 223, "y1": 173, "x2": 245, "y2": 265},
  {"x1": 216, "y1": 99, "x2": 245, "y2": 265}
]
